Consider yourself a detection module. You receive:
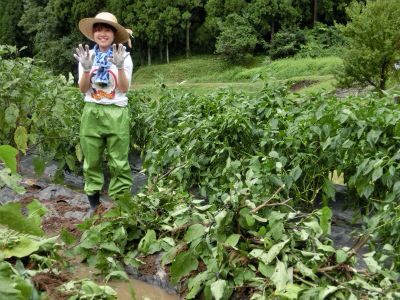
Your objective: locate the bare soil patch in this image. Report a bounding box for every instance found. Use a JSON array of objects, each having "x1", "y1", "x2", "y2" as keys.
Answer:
[
  {"x1": 42, "y1": 216, "x2": 82, "y2": 238},
  {"x1": 32, "y1": 271, "x2": 71, "y2": 300},
  {"x1": 40, "y1": 196, "x2": 85, "y2": 237},
  {"x1": 19, "y1": 195, "x2": 36, "y2": 207},
  {"x1": 138, "y1": 254, "x2": 159, "y2": 276}
]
